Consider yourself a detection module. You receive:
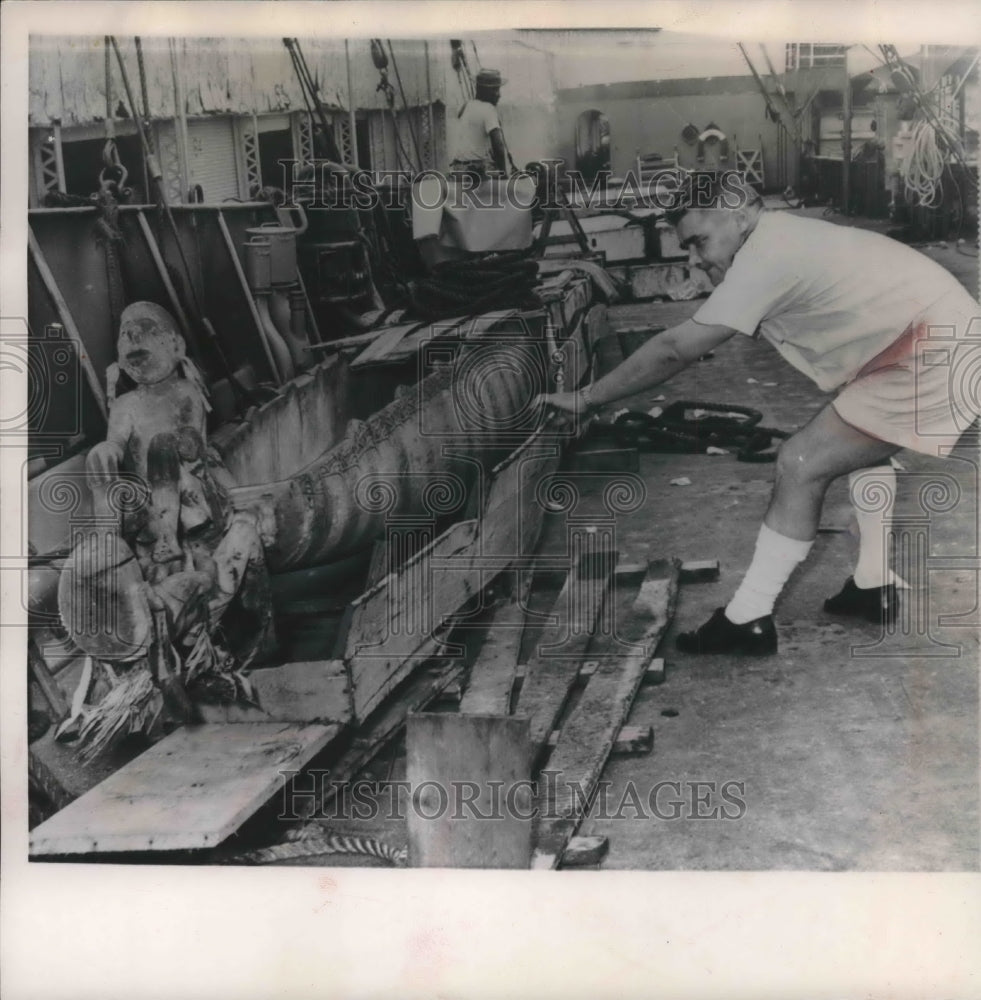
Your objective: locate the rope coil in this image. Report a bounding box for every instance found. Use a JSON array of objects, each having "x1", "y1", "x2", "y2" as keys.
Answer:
[
  {"x1": 606, "y1": 402, "x2": 790, "y2": 462},
  {"x1": 410, "y1": 251, "x2": 541, "y2": 320}
]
